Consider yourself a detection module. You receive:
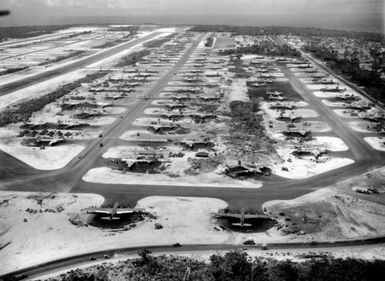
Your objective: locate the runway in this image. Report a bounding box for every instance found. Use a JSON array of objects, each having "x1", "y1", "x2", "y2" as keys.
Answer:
[{"x1": 0, "y1": 31, "x2": 161, "y2": 96}]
